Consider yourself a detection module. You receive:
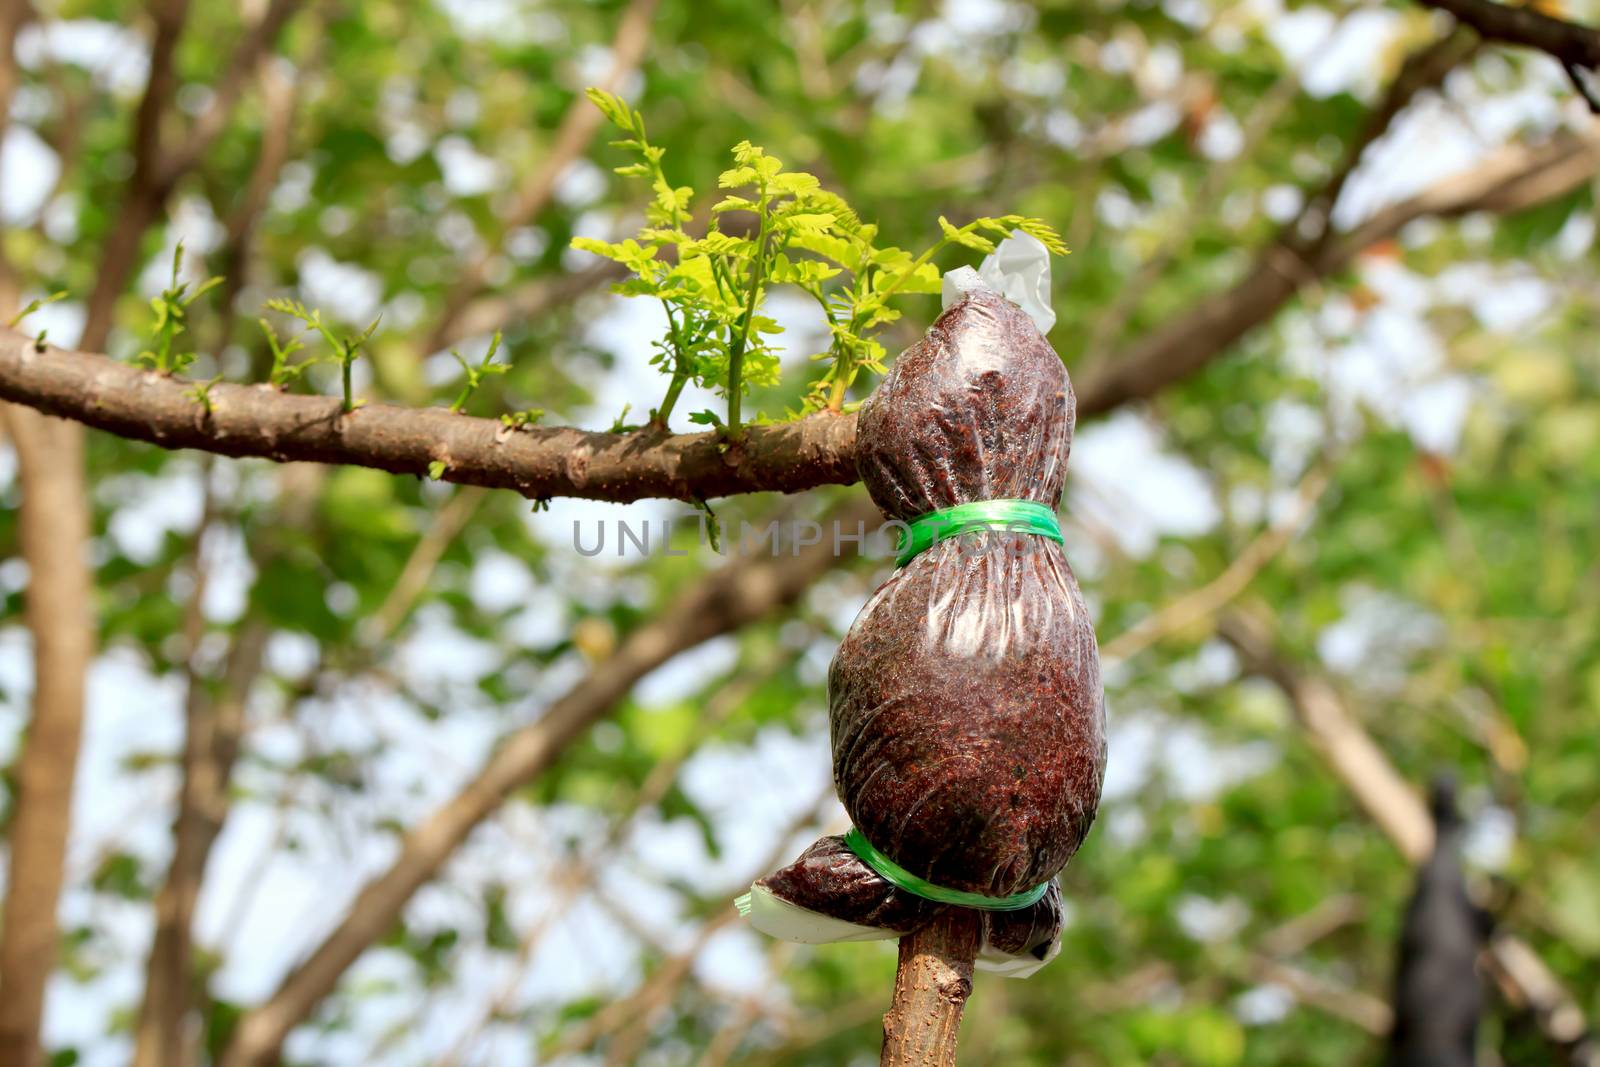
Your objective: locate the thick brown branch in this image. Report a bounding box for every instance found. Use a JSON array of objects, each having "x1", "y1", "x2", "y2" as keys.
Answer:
[
  {"x1": 4, "y1": 130, "x2": 1595, "y2": 505},
  {"x1": 0, "y1": 4, "x2": 192, "y2": 1059},
  {"x1": 0, "y1": 330, "x2": 858, "y2": 501},
  {"x1": 0, "y1": 408, "x2": 94, "y2": 1067},
  {"x1": 1074, "y1": 129, "x2": 1600, "y2": 415},
  {"x1": 218, "y1": 499, "x2": 878, "y2": 1067},
  {"x1": 7, "y1": 130, "x2": 1596, "y2": 505},
  {"x1": 879, "y1": 910, "x2": 980, "y2": 1067},
  {"x1": 1418, "y1": 0, "x2": 1600, "y2": 109},
  {"x1": 1087, "y1": 25, "x2": 1471, "y2": 365},
  {"x1": 1424, "y1": 0, "x2": 1600, "y2": 64},
  {"x1": 132, "y1": 49, "x2": 313, "y2": 1065},
  {"x1": 6, "y1": 126, "x2": 1593, "y2": 508}
]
